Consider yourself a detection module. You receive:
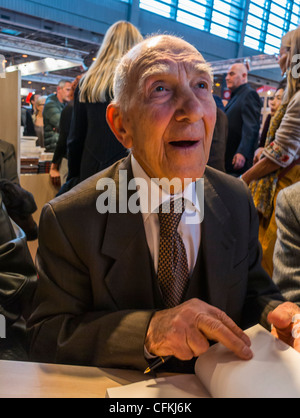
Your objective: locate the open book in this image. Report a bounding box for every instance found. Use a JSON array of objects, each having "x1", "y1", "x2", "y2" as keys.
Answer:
[{"x1": 106, "y1": 324, "x2": 300, "y2": 398}]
